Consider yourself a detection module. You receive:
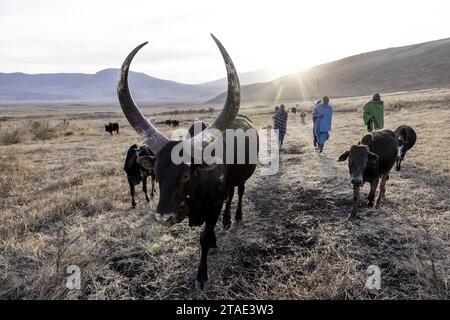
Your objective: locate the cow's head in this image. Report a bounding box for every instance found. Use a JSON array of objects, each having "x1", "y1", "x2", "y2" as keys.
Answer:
[
  {"x1": 118, "y1": 34, "x2": 240, "y2": 227},
  {"x1": 338, "y1": 144, "x2": 379, "y2": 186}
]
